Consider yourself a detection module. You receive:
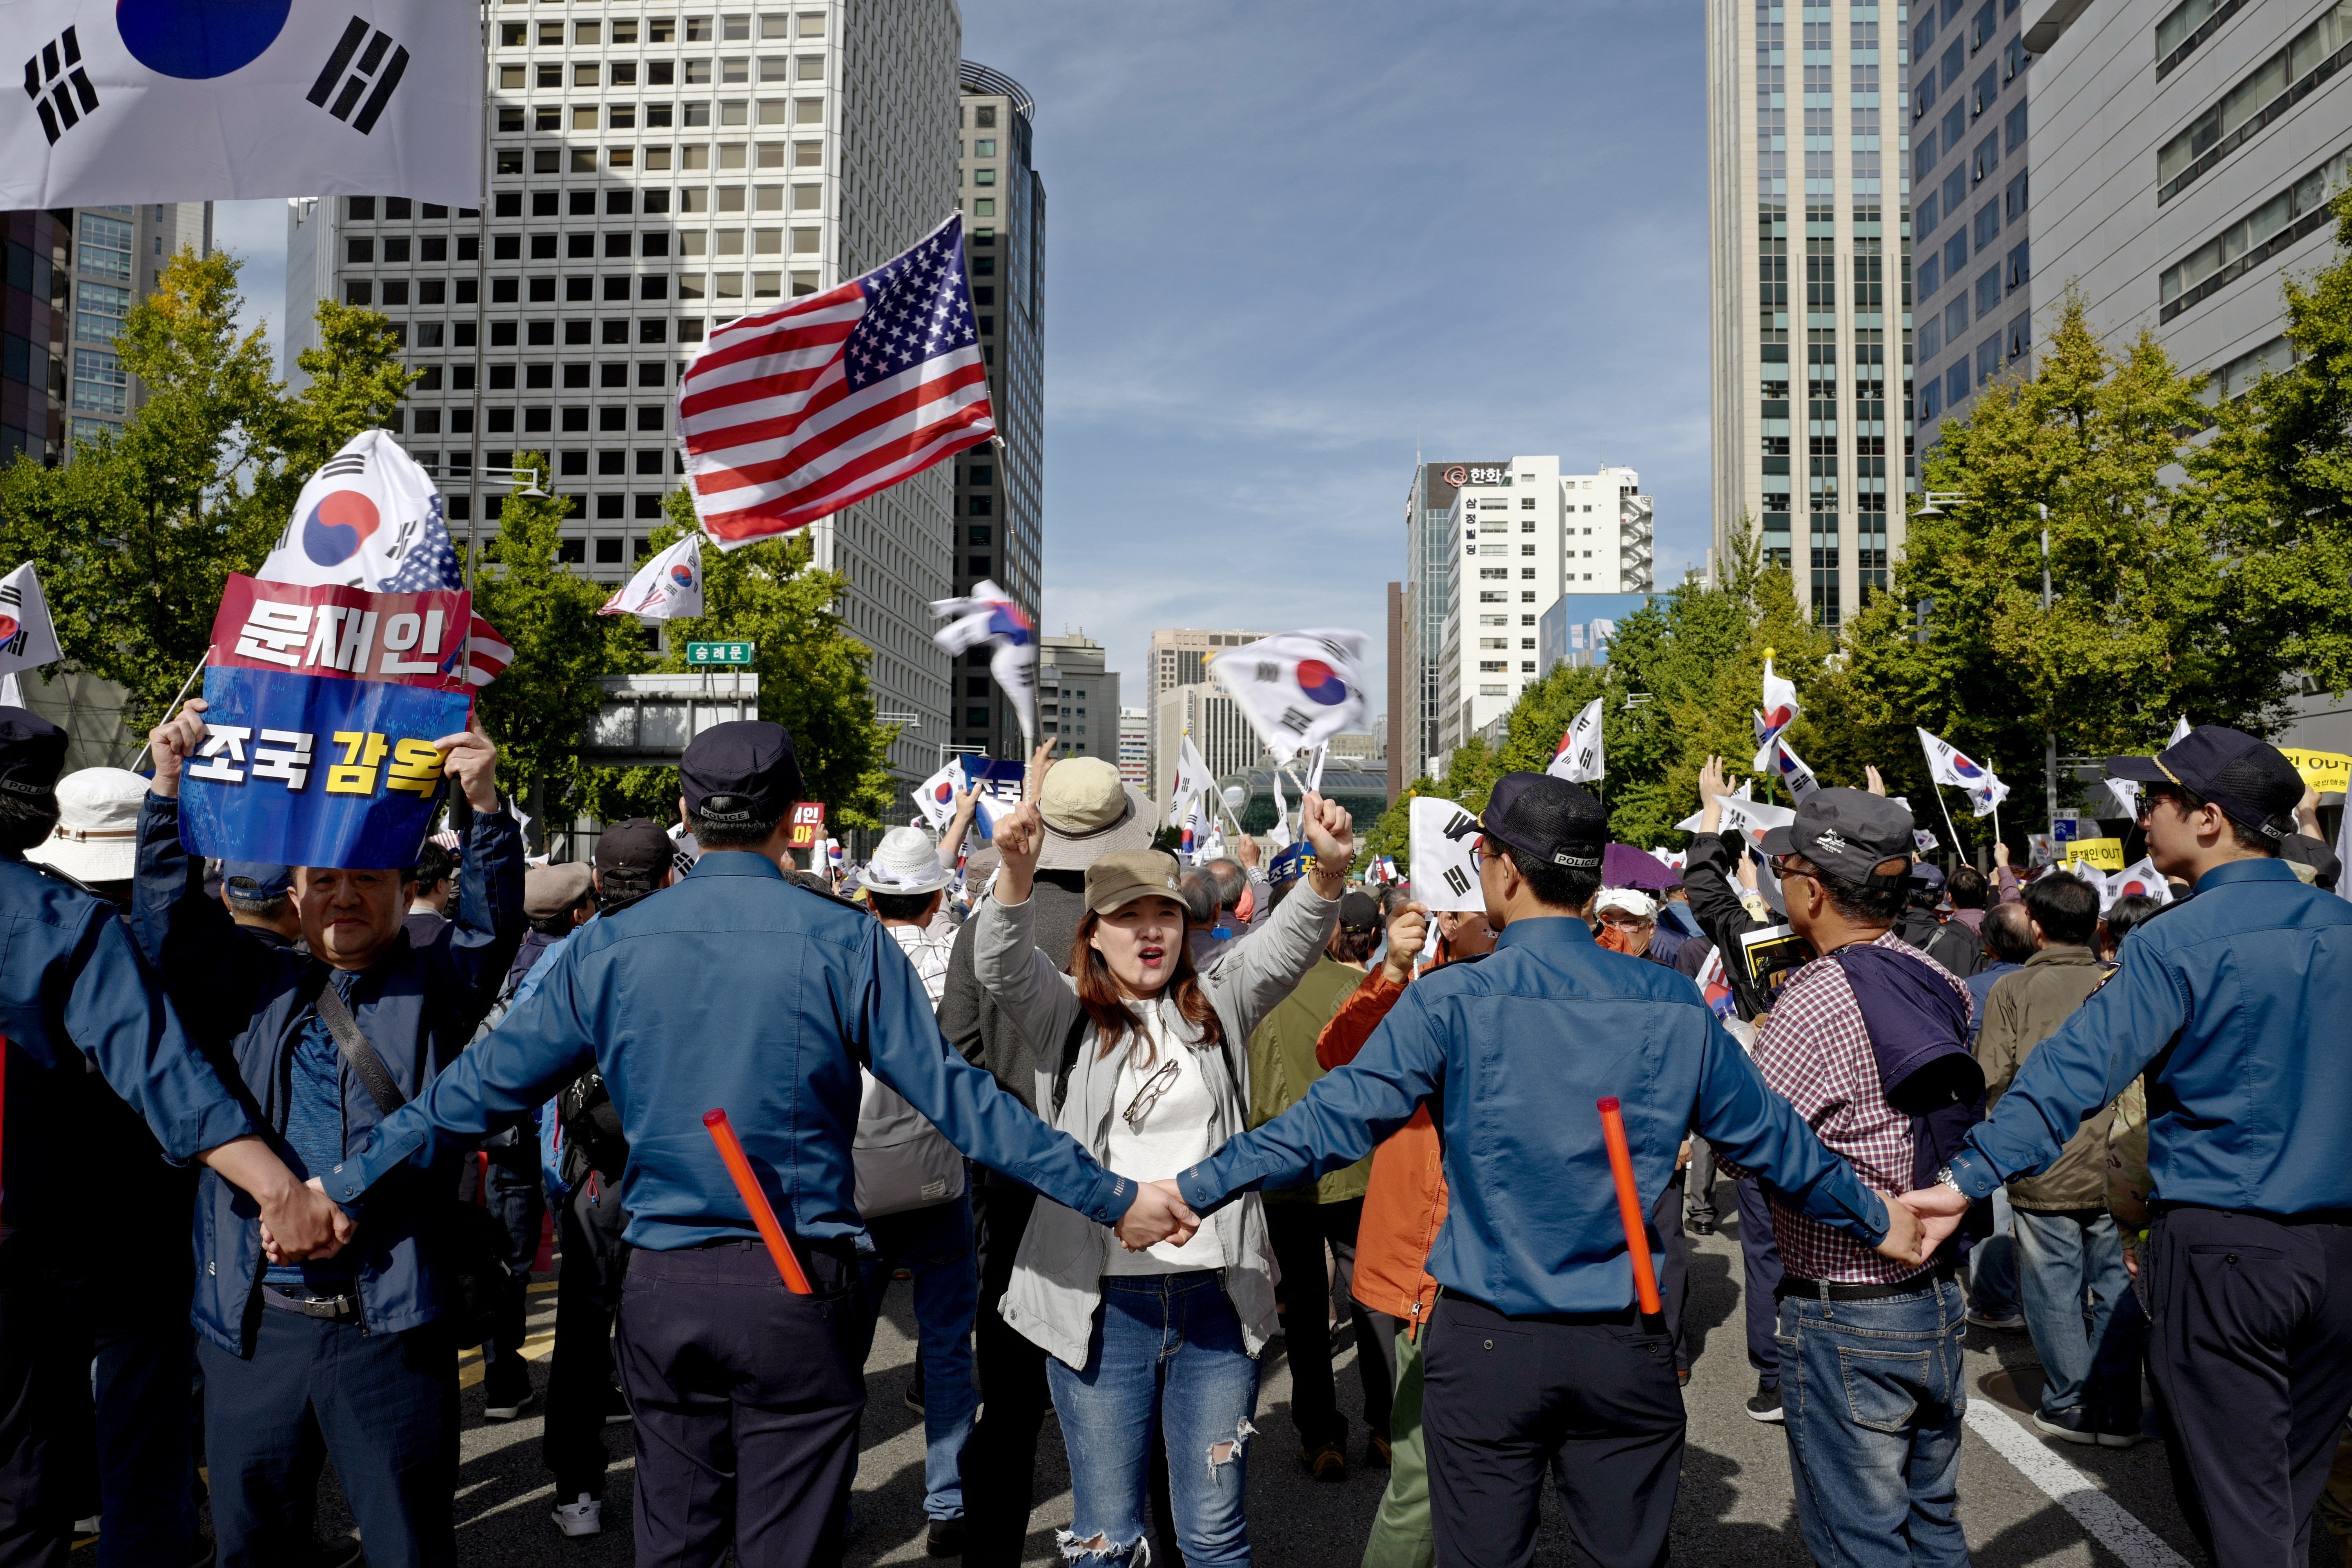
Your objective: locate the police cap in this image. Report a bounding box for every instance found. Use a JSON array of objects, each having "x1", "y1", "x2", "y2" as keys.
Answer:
[
  {"x1": 679, "y1": 720, "x2": 805, "y2": 826},
  {"x1": 2106, "y1": 725, "x2": 2303, "y2": 845},
  {"x1": 0, "y1": 707, "x2": 66, "y2": 806},
  {"x1": 1443, "y1": 772, "x2": 1606, "y2": 871}
]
